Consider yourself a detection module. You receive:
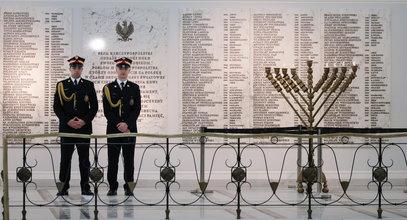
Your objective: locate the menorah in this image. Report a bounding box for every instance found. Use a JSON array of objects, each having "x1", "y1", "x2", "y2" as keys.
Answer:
[{"x1": 265, "y1": 60, "x2": 358, "y2": 193}]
